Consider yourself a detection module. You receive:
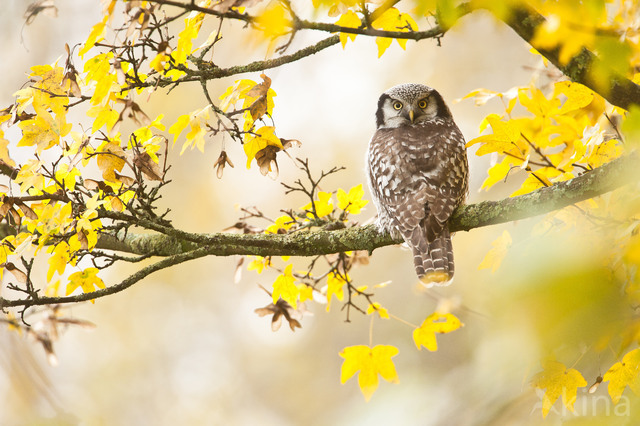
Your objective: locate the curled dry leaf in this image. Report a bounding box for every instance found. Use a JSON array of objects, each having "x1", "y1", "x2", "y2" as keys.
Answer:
[
  {"x1": 214, "y1": 150, "x2": 234, "y2": 179},
  {"x1": 246, "y1": 73, "x2": 272, "y2": 121}
]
